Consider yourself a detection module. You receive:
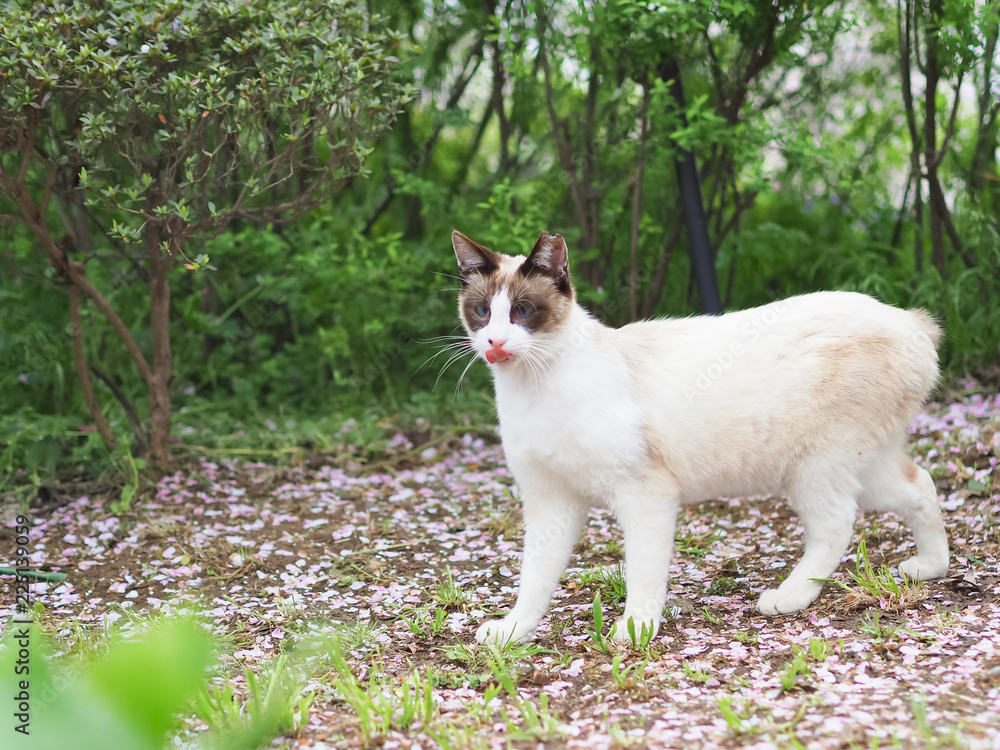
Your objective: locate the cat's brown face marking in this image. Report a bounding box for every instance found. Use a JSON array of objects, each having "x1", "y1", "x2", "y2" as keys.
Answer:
[{"x1": 453, "y1": 231, "x2": 574, "y2": 337}]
